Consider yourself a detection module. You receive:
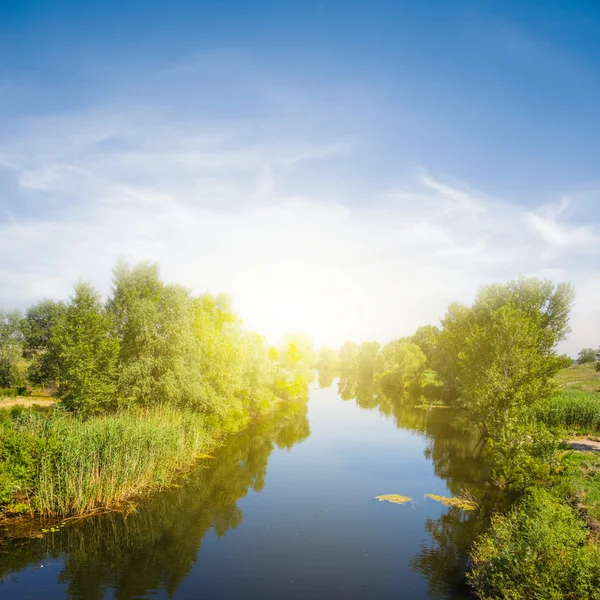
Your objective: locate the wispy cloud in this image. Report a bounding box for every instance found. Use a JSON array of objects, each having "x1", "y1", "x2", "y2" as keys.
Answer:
[{"x1": 0, "y1": 104, "x2": 598, "y2": 355}]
